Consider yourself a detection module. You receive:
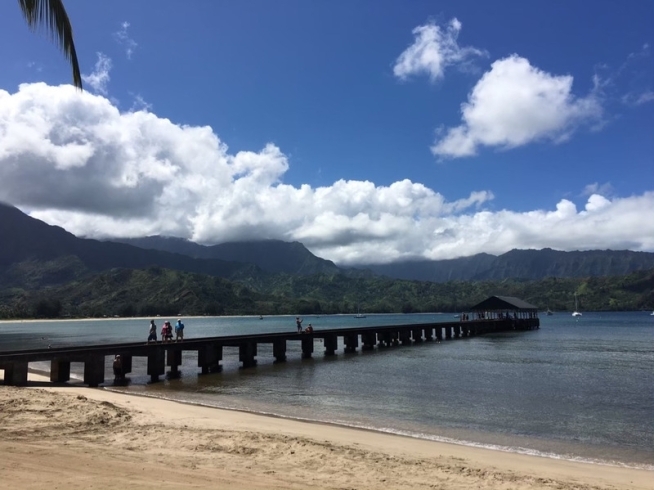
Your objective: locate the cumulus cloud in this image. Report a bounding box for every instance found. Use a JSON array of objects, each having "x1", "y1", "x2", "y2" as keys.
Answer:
[
  {"x1": 393, "y1": 18, "x2": 487, "y2": 82},
  {"x1": 432, "y1": 55, "x2": 603, "y2": 158},
  {"x1": 113, "y1": 21, "x2": 138, "y2": 60},
  {"x1": 0, "y1": 83, "x2": 652, "y2": 265},
  {"x1": 82, "y1": 52, "x2": 112, "y2": 94}
]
